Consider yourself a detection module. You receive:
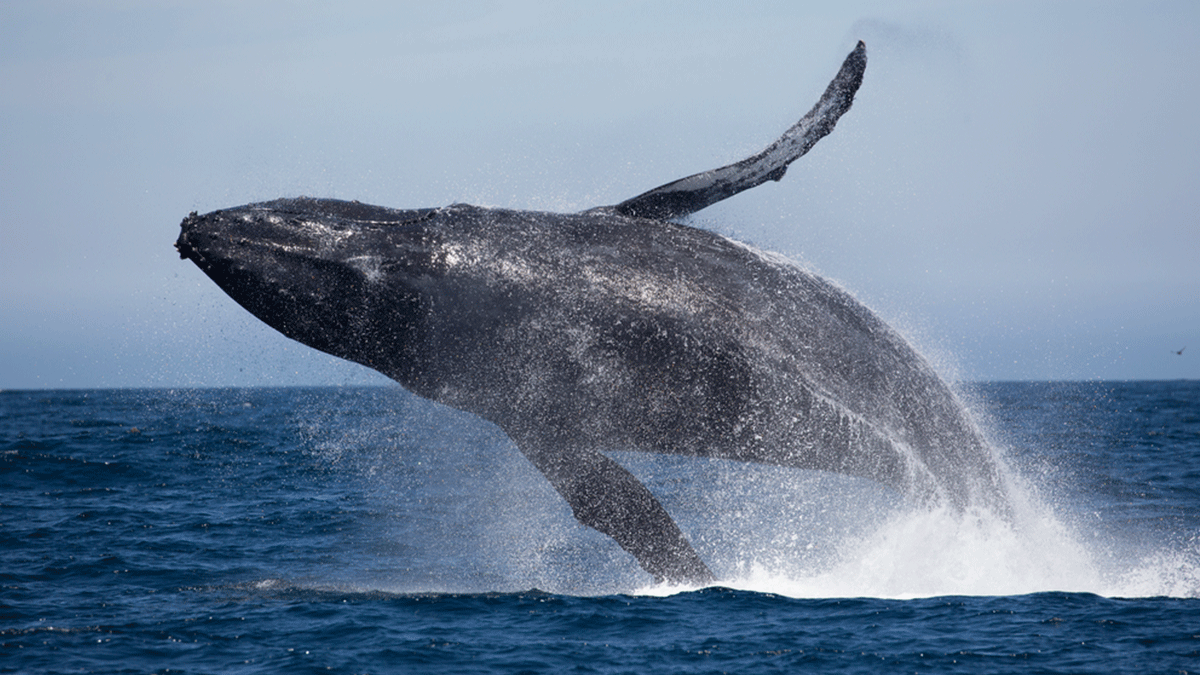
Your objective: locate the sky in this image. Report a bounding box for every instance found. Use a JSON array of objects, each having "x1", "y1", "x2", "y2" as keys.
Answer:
[{"x1": 1, "y1": 0, "x2": 1197, "y2": 388}]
